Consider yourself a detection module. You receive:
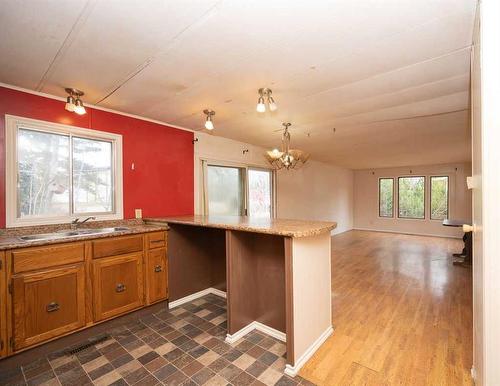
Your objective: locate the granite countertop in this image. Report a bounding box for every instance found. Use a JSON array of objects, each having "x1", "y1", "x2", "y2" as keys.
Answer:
[
  {"x1": 0, "y1": 219, "x2": 167, "y2": 251},
  {"x1": 145, "y1": 215, "x2": 337, "y2": 238}
]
